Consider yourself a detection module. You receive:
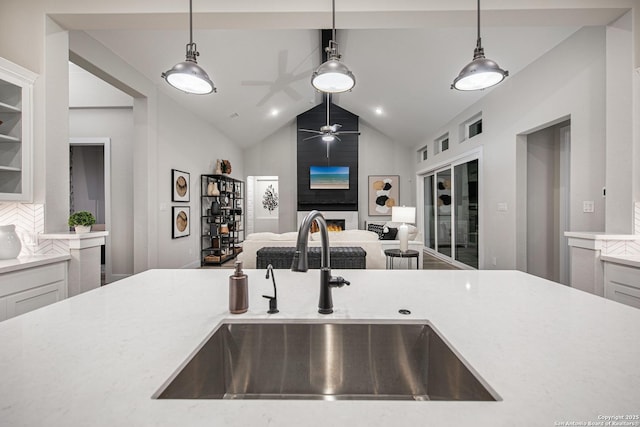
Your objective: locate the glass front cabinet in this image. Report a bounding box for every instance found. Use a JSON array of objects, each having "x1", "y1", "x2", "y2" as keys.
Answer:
[{"x1": 200, "y1": 175, "x2": 245, "y2": 266}]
